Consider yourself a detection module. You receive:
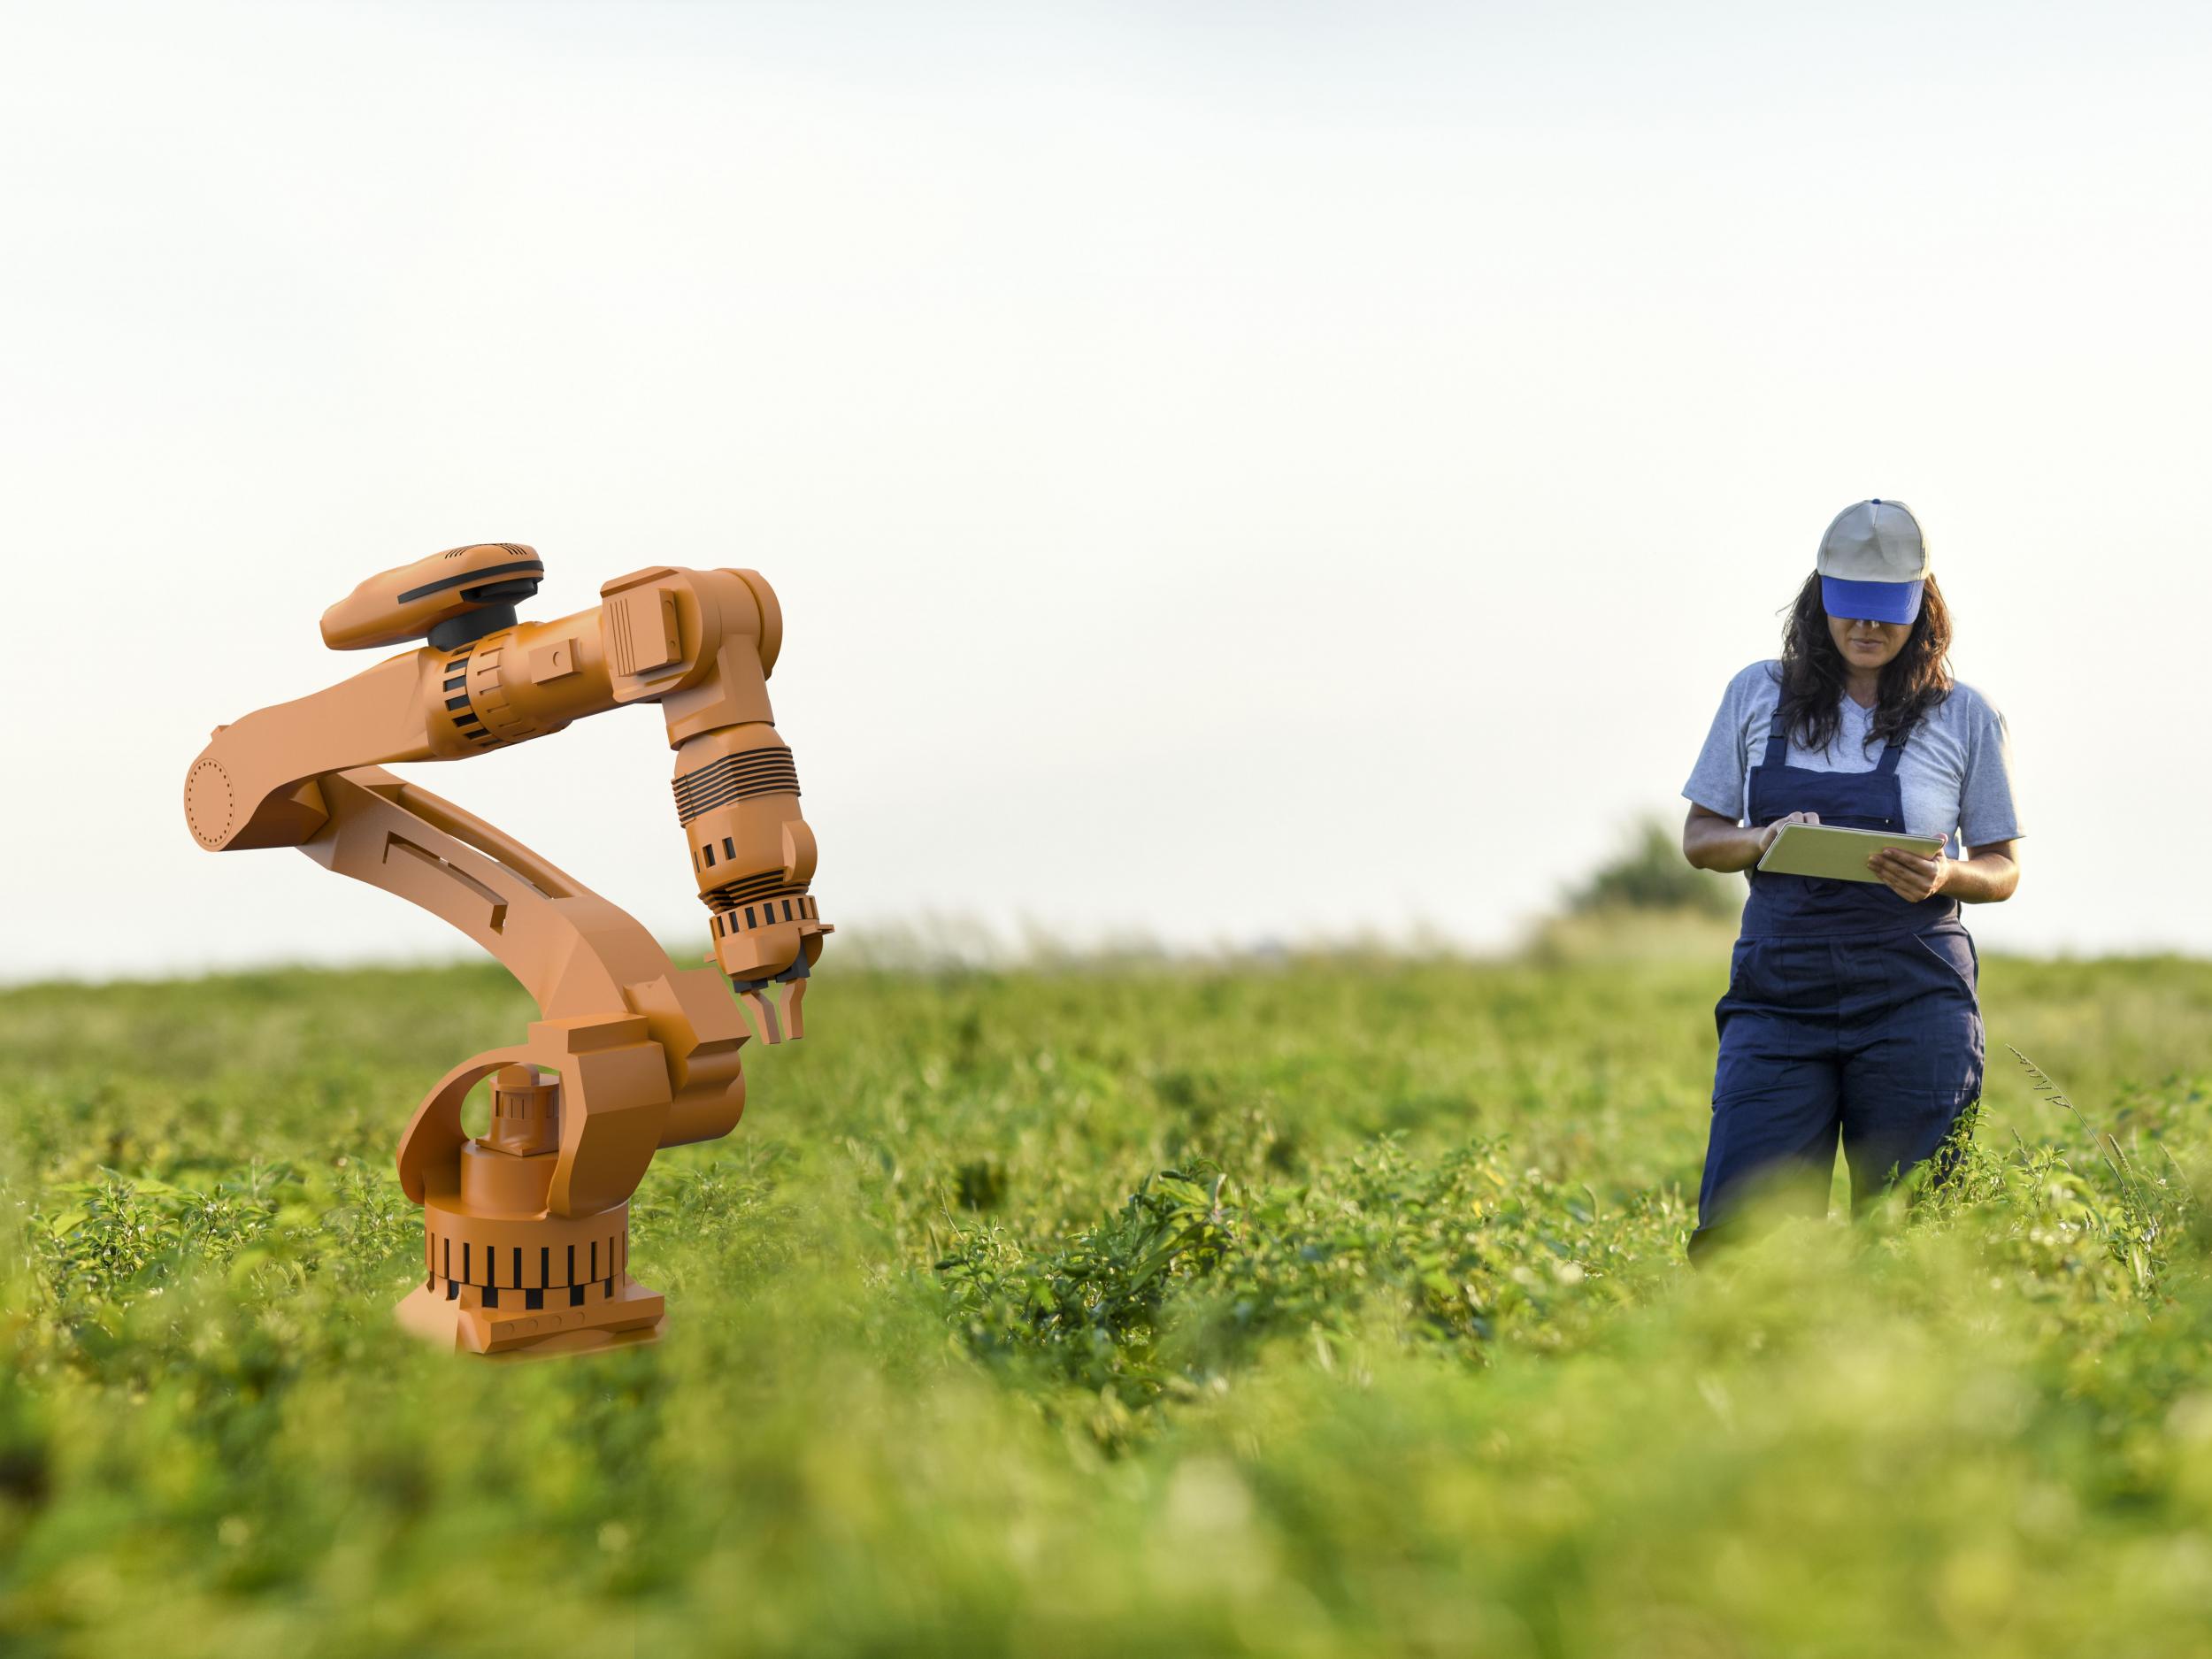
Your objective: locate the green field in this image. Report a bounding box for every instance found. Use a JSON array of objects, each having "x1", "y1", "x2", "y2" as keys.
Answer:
[{"x1": 5, "y1": 926, "x2": 2211, "y2": 1656}]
